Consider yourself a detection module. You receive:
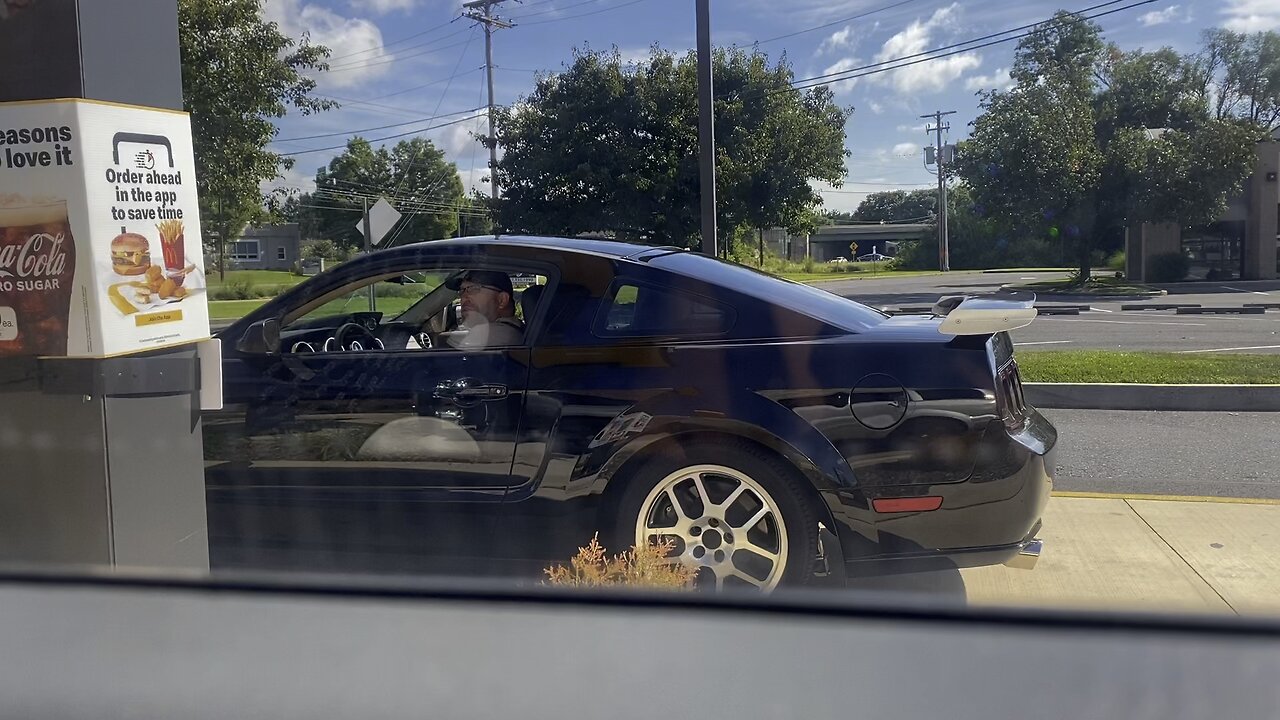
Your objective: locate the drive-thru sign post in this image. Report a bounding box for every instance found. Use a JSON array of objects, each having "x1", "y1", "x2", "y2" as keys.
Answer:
[{"x1": 0, "y1": 0, "x2": 210, "y2": 572}]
